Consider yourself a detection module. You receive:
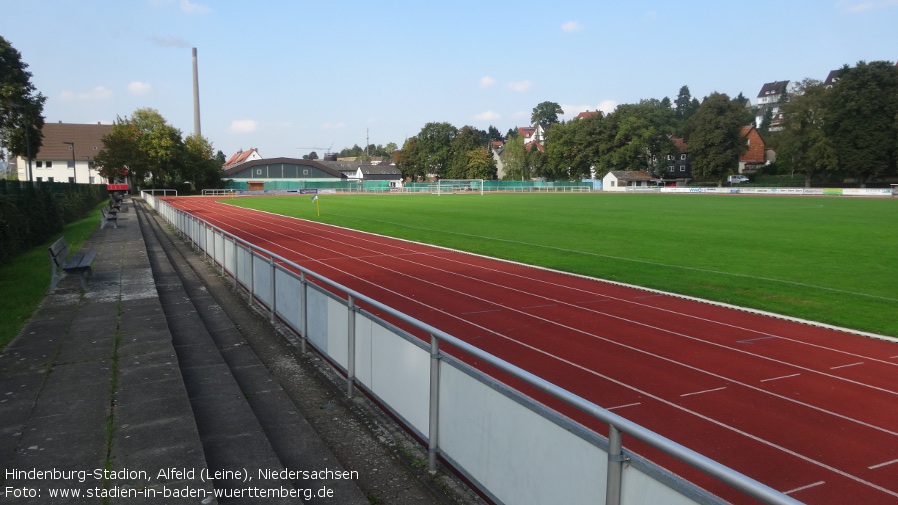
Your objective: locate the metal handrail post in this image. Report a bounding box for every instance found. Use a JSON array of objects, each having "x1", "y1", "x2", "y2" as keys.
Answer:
[
  {"x1": 247, "y1": 247, "x2": 255, "y2": 306},
  {"x1": 428, "y1": 334, "x2": 441, "y2": 473},
  {"x1": 269, "y1": 256, "x2": 276, "y2": 323},
  {"x1": 606, "y1": 424, "x2": 625, "y2": 505},
  {"x1": 300, "y1": 271, "x2": 308, "y2": 354},
  {"x1": 347, "y1": 295, "x2": 356, "y2": 398}
]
